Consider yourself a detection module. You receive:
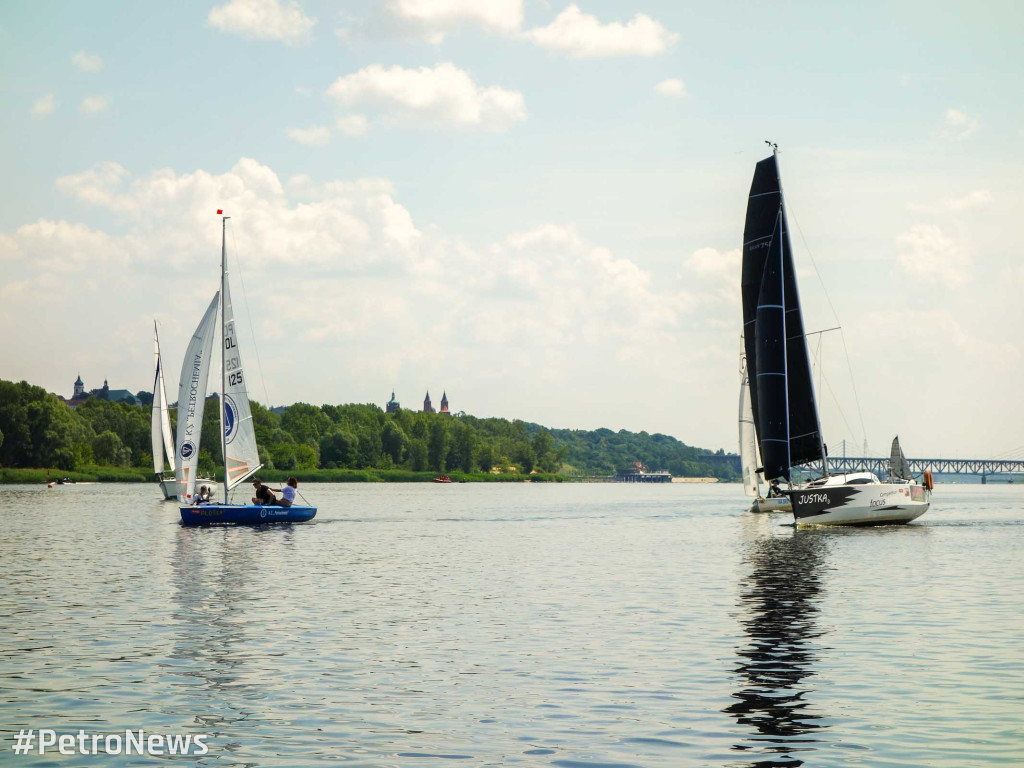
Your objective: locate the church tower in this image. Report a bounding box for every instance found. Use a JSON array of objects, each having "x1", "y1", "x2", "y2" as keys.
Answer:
[
  {"x1": 440, "y1": 391, "x2": 450, "y2": 415},
  {"x1": 73, "y1": 375, "x2": 84, "y2": 398},
  {"x1": 423, "y1": 391, "x2": 435, "y2": 413},
  {"x1": 386, "y1": 389, "x2": 401, "y2": 414}
]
